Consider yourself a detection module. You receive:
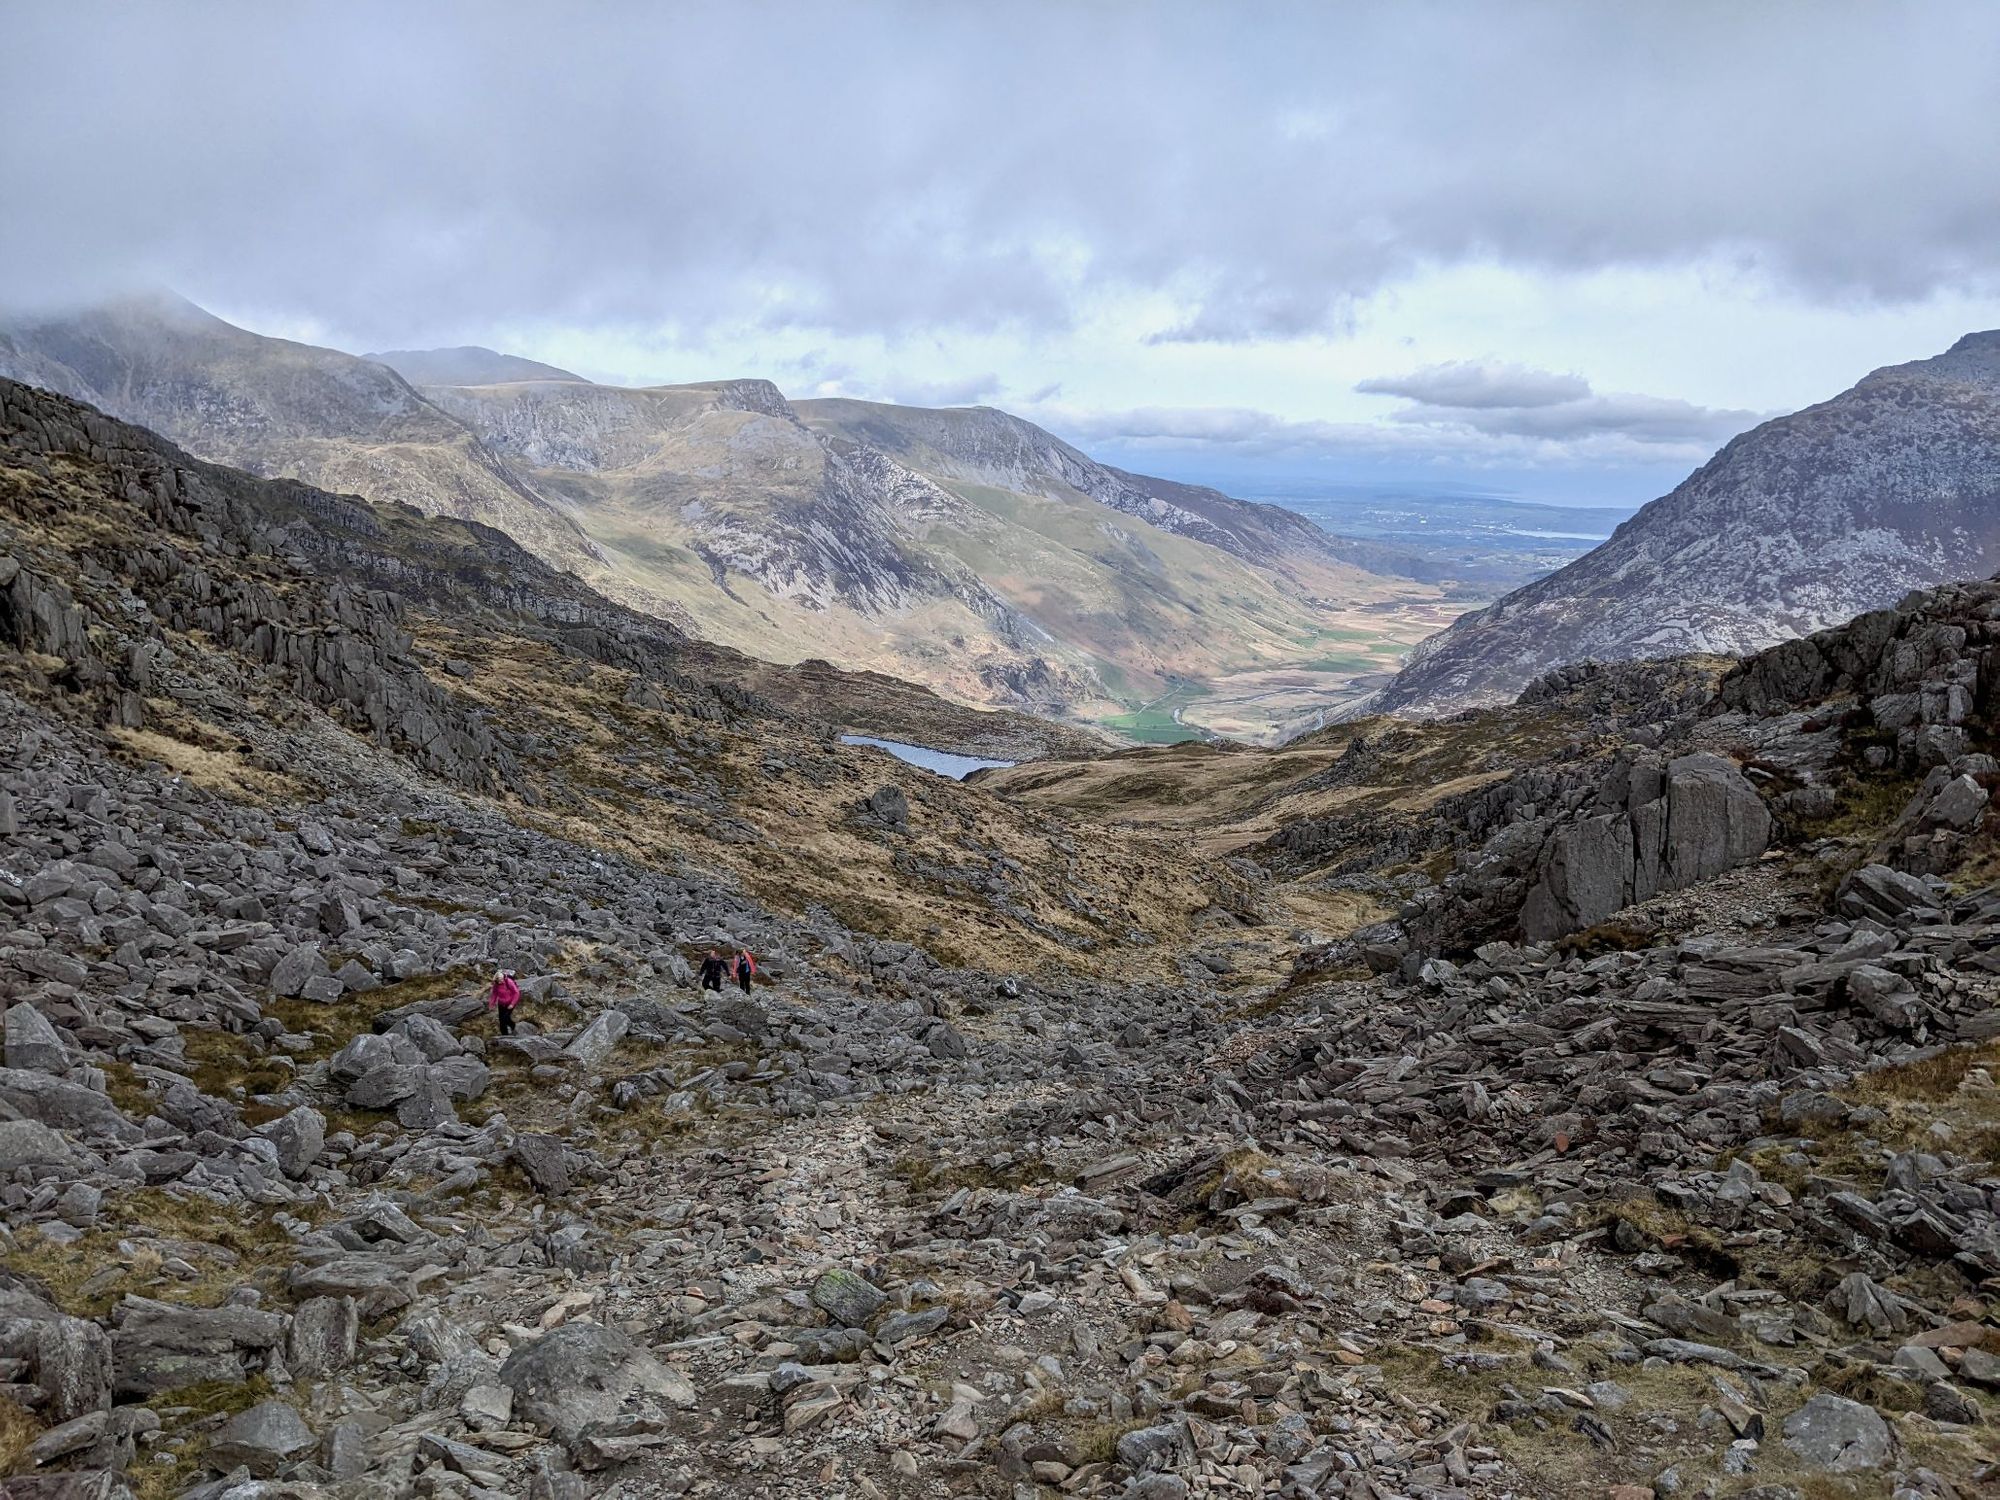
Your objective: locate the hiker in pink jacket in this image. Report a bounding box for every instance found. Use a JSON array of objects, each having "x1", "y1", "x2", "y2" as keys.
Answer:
[{"x1": 487, "y1": 969, "x2": 521, "y2": 1036}]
